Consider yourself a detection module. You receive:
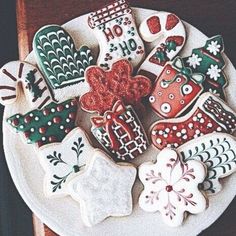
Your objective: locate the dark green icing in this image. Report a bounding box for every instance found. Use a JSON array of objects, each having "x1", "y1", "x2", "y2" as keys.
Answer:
[{"x1": 7, "y1": 99, "x2": 78, "y2": 147}]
